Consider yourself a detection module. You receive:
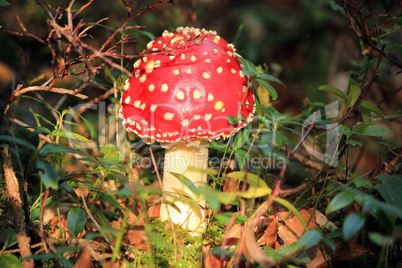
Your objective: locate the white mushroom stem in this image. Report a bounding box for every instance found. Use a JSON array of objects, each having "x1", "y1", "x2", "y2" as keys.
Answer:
[{"x1": 160, "y1": 140, "x2": 208, "y2": 233}]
